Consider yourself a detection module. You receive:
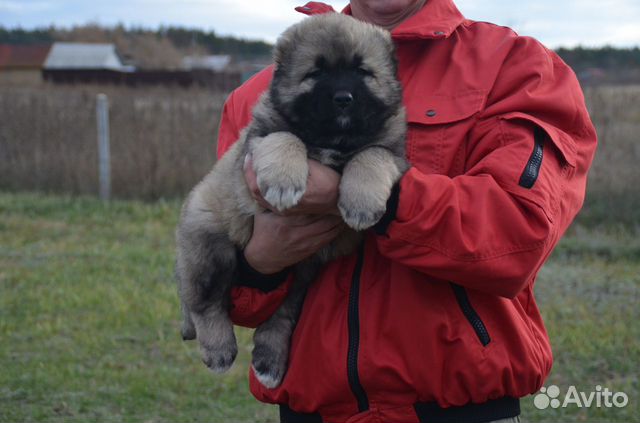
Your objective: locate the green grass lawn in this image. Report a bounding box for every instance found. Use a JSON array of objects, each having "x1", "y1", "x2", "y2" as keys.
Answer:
[{"x1": 0, "y1": 192, "x2": 638, "y2": 422}]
